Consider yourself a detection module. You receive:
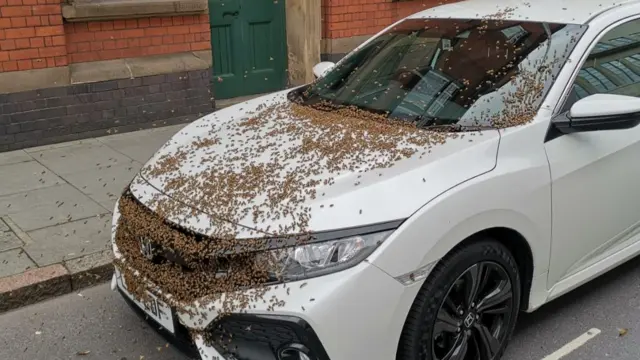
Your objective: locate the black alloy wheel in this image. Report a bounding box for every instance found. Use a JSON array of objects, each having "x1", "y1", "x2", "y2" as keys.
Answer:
[
  {"x1": 397, "y1": 239, "x2": 521, "y2": 360},
  {"x1": 431, "y1": 262, "x2": 514, "y2": 360}
]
